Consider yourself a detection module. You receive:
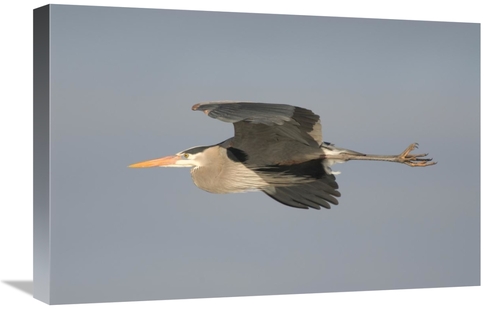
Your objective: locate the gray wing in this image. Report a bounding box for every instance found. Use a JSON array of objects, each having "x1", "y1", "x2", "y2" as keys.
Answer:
[
  {"x1": 192, "y1": 101, "x2": 323, "y2": 165},
  {"x1": 262, "y1": 176, "x2": 340, "y2": 210}
]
